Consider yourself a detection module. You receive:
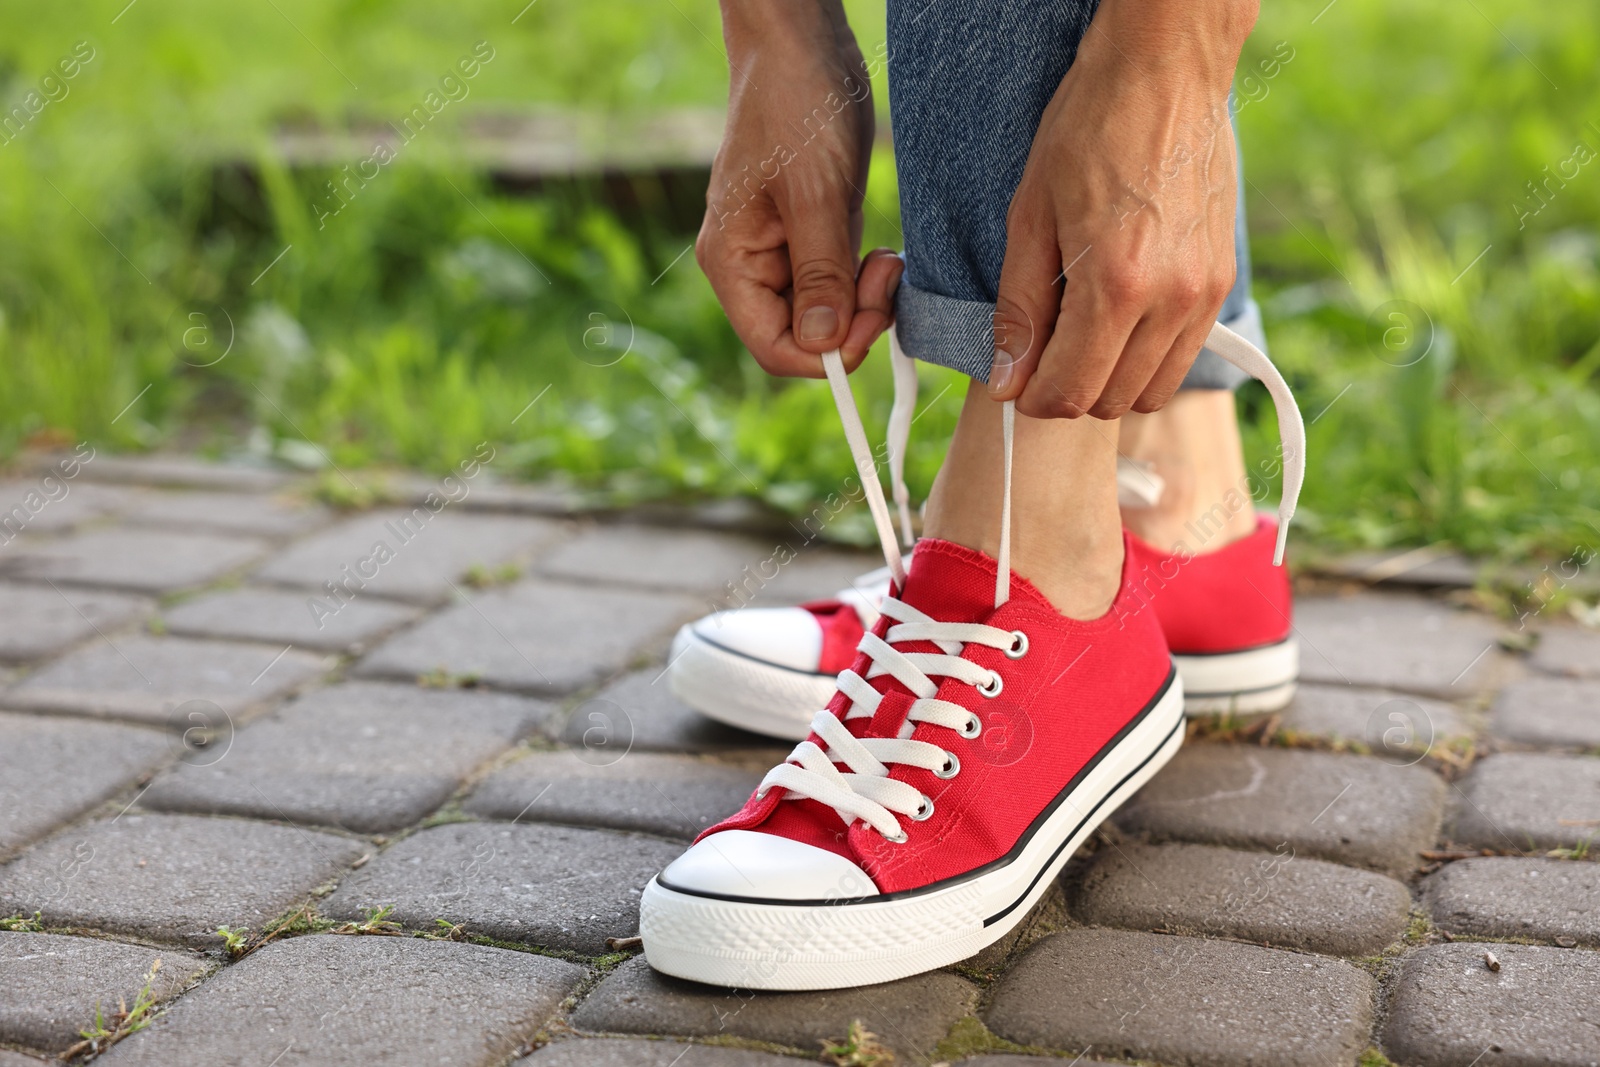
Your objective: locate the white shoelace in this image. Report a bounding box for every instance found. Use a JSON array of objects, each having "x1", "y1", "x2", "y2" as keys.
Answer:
[{"x1": 763, "y1": 319, "x2": 1305, "y2": 841}]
